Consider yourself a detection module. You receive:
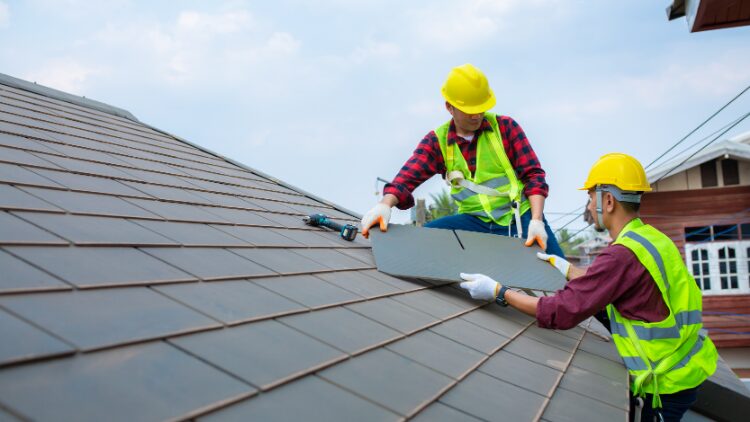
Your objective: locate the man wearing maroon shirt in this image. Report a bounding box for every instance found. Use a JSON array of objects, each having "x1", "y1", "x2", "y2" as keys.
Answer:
[
  {"x1": 360, "y1": 64, "x2": 564, "y2": 257},
  {"x1": 460, "y1": 153, "x2": 714, "y2": 422}
]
